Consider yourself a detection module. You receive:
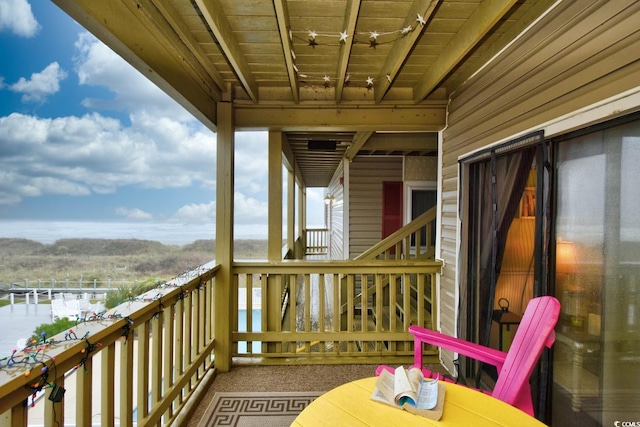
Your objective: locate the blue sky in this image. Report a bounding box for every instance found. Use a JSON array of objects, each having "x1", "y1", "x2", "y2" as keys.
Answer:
[{"x1": 0, "y1": 0, "x2": 324, "y2": 244}]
